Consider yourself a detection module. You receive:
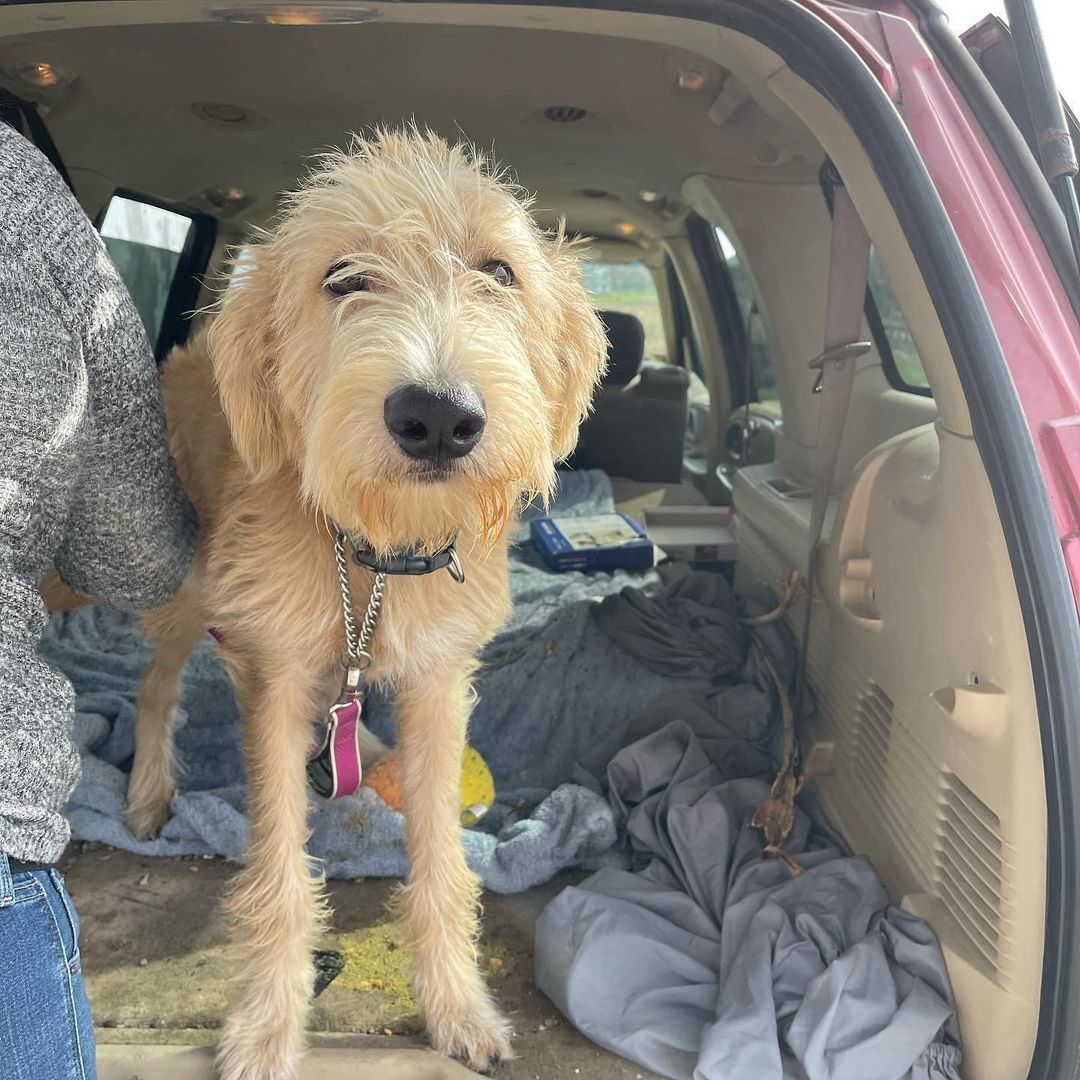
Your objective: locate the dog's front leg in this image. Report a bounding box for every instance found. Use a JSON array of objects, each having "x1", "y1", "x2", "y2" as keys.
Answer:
[
  {"x1": 397, "y1": 664, "x2": 513, "y2": 1072},
  {"x1": 216, "y1": 661, "x2": 324, "y2": 1080}
]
